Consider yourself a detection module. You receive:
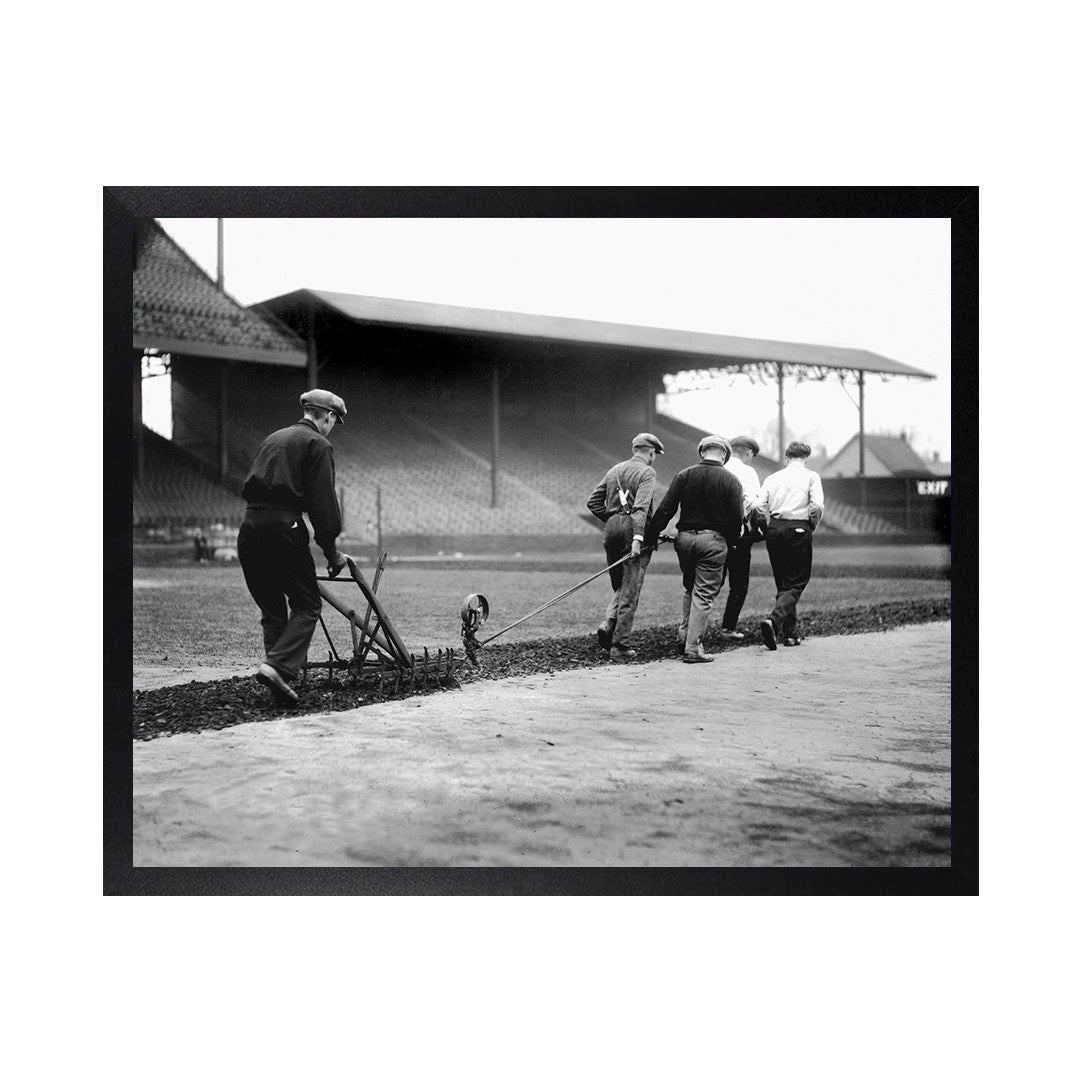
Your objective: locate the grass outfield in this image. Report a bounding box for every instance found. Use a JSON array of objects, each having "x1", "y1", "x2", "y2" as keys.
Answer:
[{"x1": 134, "y1": 560, "x2": 951, "y2": 670}]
